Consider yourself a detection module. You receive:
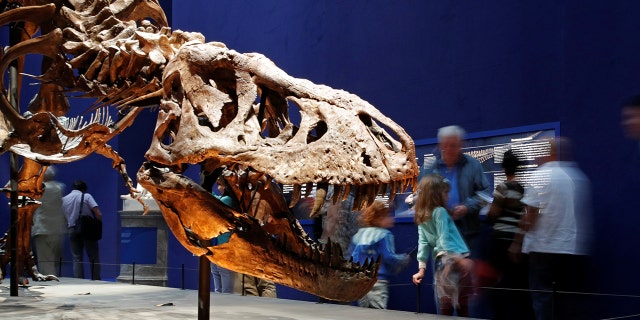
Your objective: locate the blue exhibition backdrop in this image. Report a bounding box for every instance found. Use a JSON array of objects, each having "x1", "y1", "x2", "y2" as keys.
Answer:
[{"x1": 1, "y1": 1, "x2": 640, "y2": 317}]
